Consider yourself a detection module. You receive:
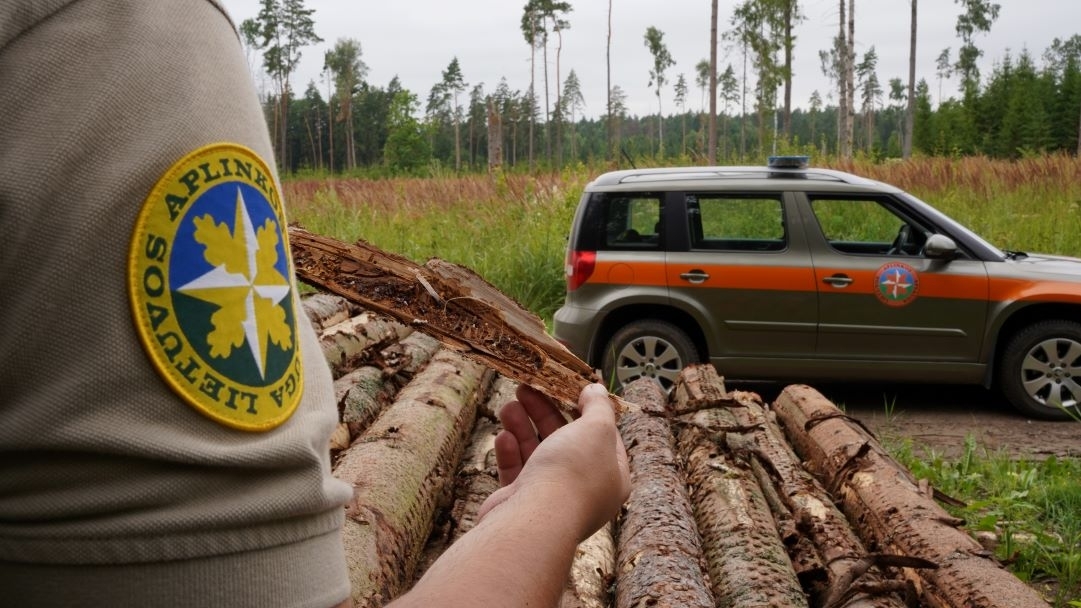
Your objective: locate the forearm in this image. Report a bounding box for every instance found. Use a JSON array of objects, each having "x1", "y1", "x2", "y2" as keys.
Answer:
[{"x1": 391, "y1": 486, "x2": 581, "y2": 607}]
